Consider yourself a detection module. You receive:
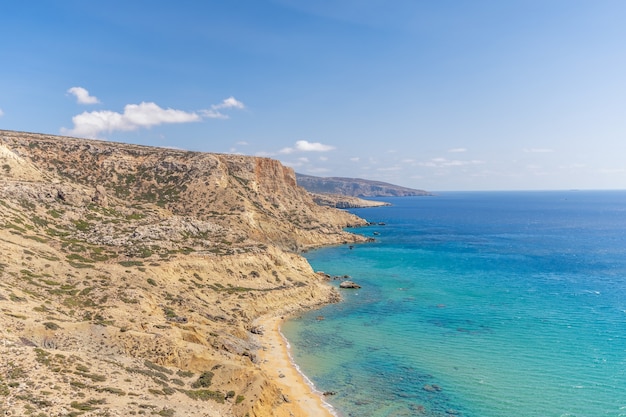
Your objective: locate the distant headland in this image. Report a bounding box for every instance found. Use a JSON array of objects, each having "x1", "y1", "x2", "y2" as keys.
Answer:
[{"x1": 295, "y1": 173, "x2": 432, "y2": 198}]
